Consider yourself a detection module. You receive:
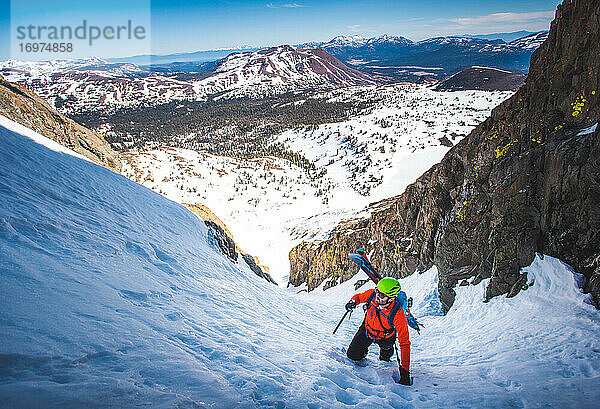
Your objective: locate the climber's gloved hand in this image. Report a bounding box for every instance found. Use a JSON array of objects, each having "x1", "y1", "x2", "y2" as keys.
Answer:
[
  {"x1": 345, "y1": 300, "x2": 356, "y2": 311},
  {"x1": 398, "y1": 366, "x2": 413, "y2": 386}
]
